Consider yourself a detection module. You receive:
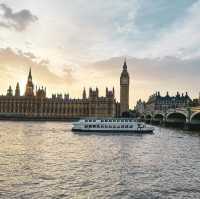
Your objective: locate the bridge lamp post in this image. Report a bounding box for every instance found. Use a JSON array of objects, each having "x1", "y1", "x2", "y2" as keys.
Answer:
[
  {"x1": 187, "y1": 107, "x2": 192, "y2": 124},
  {"x1": 164, "y1": 105, "x2": 167, "y2": 123}
]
